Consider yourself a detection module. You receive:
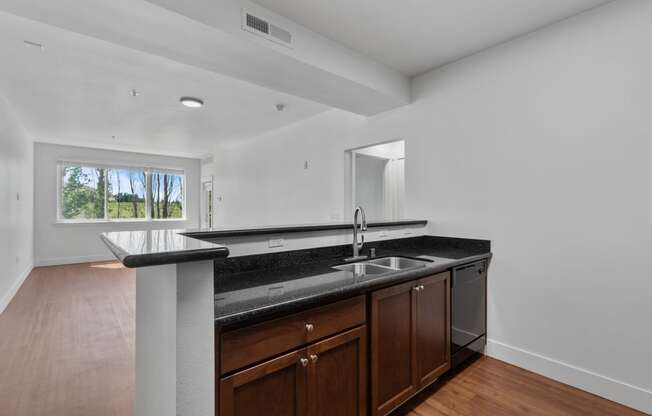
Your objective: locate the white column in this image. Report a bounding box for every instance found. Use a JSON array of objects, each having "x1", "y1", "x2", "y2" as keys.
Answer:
[
  {"x1": 177, "y1": 260, "x2": 215, "y2": 416},
  {"x1": 135, "y1": 260, "x2": 215, "y2": 416}
]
